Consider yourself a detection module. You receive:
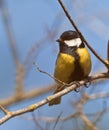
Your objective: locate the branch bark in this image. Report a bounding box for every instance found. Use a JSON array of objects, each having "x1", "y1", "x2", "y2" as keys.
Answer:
[{"x1": 0, "y1": 72, "x2": 109, "y2": 125}]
